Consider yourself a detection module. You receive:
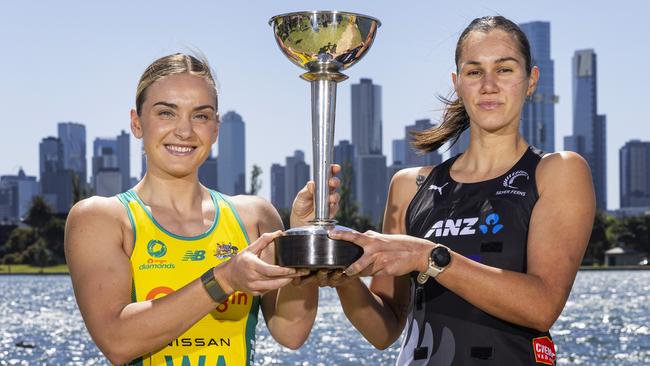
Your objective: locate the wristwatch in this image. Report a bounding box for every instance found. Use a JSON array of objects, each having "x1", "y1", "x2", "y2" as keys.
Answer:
[
  {"x1": 417, "y1": 245, "x2": 451, "y2": 284},
  {"x1": 201, "y1": 267, "x2": 229, "y2": 303}
]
